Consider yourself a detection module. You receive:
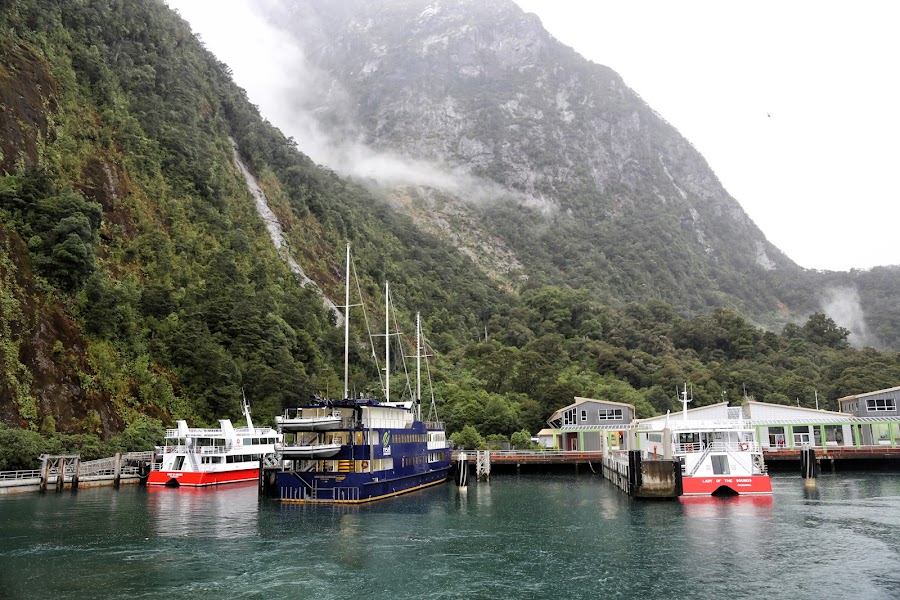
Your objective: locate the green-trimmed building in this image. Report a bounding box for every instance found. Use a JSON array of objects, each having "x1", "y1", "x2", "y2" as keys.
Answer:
[{"x1": 546, "y1": 397, "x2": 635, "y2": 451}]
